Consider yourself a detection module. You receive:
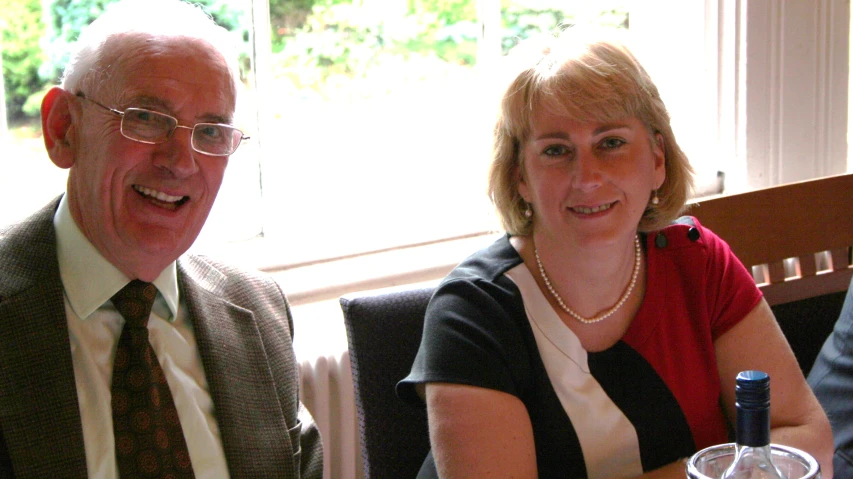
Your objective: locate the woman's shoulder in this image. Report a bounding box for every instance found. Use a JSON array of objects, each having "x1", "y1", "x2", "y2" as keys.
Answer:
[
  {"x1": 443, "y1": 234, "x2": 524, "y2": 286},
  {"x1": 648, "y1": 215, "x2": 729, "y2": 256},
  {"x1": 429, "y1": 234, "x2": 528, "y2": 325}
]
